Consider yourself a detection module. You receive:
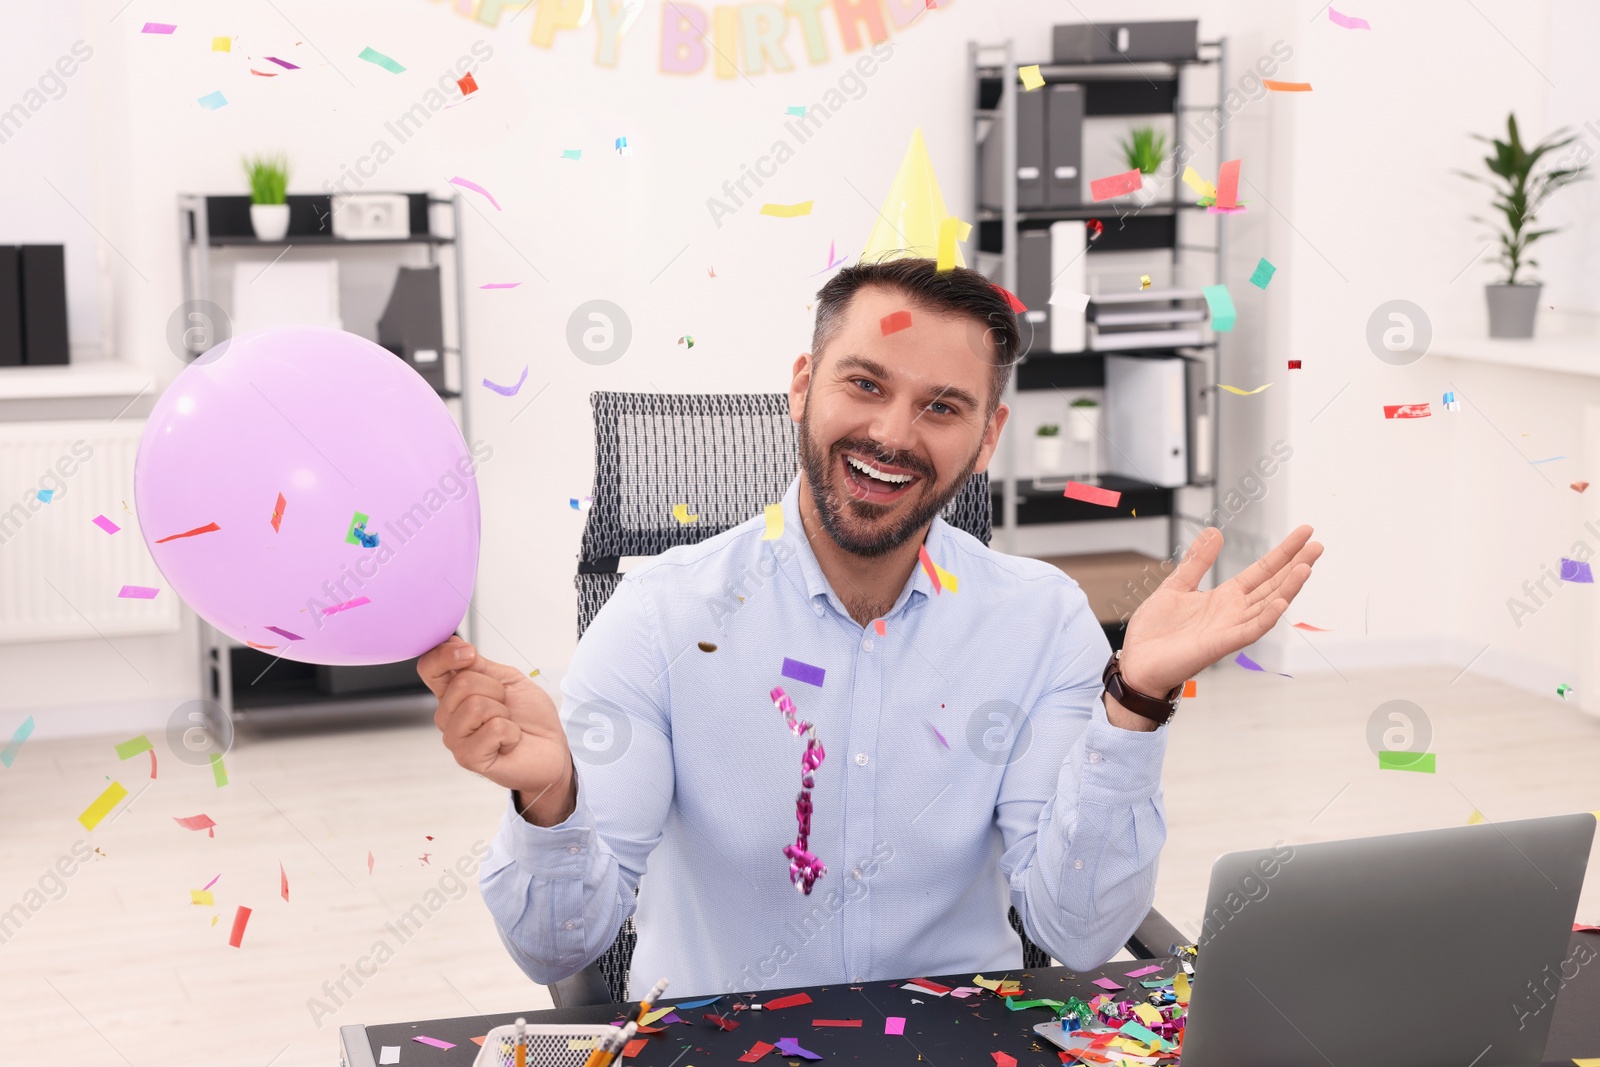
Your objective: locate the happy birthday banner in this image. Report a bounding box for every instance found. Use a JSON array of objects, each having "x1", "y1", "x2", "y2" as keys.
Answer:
[{"x1": 431, "y1": 0, "x2": 953, "y2": 77}]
